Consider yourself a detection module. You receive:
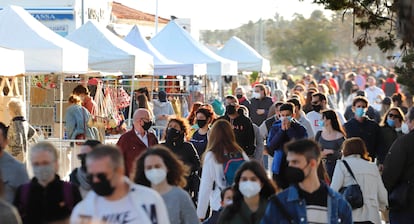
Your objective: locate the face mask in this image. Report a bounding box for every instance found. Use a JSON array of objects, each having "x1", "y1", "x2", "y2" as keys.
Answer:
[
  {"x1": 33, "y1": 164, "x2": 55, "y2": 183},
  {"x1": 355, "y1": 107, "x2": 366, "y2": 118},
  {"x1": 226, "y1": 105, "x2": 236, "y2": 115},
  {"x1": 318, "y1": 120, "x2": 324, "y2": 127},
  {"x1": 145, "y1": 168, "x2": 167, "y2": 185},
  {"x1": 284, "y1": 166, "x2": 305, "y2": 184},
  {"x1": 312, "y1": 104, "x2": 322, "y2": 112},
  {"x1": 280, "y1": 116, "x2": 292, "y2": 122},
  {"x1": 402, "y1": 123, "x2": 410, "y2": 134},
  {"x1": 386, "y1": 118, "x2": 395, "y2": 127},
  {"x1": 90, "y1": 173, "x2": 115, "y2": 196},
  {"x1": 239, "y1": 181, "x2": 261, "y2": 198},
  {"x1": 142, "y1": 121, "x2": 153, "y2": 131},
  {"x1": 236, "y1": 94, "x2": 243, "y2": 99},
  {"x1": 223, "y1": 199, "x2": 233, "y2": 206},
  {"x1": 252, "y1": 92, "x2": 261, "y2": 99},
  {"x1": 166, "y1": 128, "x2": 182, "y2": 142},
  {"x1": 197, "y1": 119, "x2": 207, "y2": 128}
]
